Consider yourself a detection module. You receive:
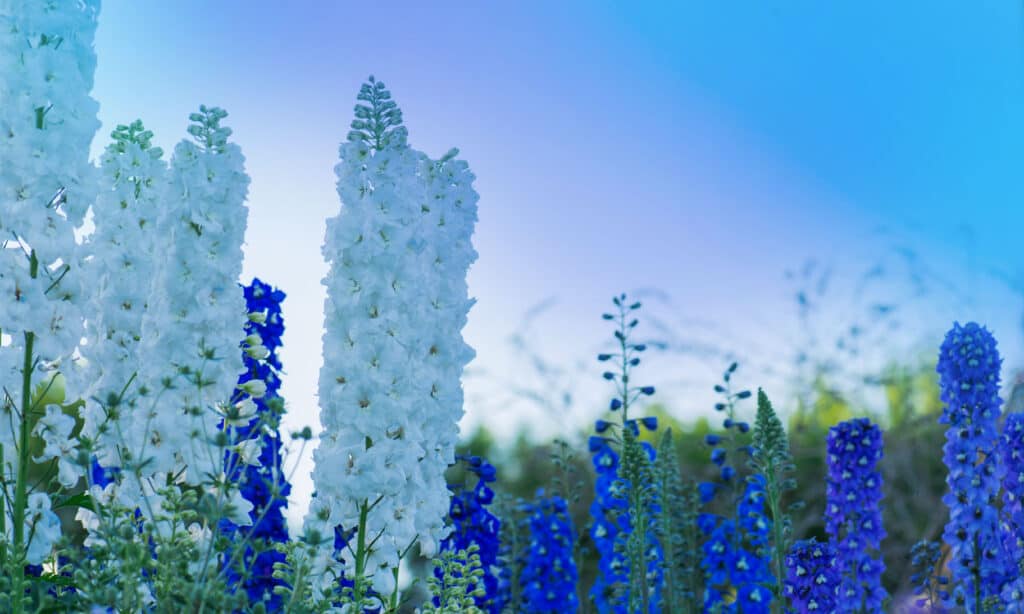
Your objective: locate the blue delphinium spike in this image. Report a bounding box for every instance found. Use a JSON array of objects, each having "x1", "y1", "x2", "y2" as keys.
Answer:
[
  {"x1": 437, "y1": 455, "x2": 504, "y2": 613},
  {"x1": 589, "y1": 295, "x2": 663, "y2": 613},
  {"x1": 519, "y1": 492, "x2": 579, "y2": 613},
  {"x1": 825, "y1": 417, "x2": 887, "y2": 612},
  {"x1": 701, "y1": 476, "x2": 772, "y2": 614},
  {"x1": 999, "y1": 413, "x2": 1024, "y2": 609},
  {"x1": 784, "y1": 538, "x2": 840, "y2": 614},
  {"x1": 937, "y1": 322, "x2": 1005, "y2": 610},
  {"x1": 222, "y1": 278, "x2": 292, "y2": 608},
  {"x1": 590, "y1": 435, "x2": 629, "y2": 613}
]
